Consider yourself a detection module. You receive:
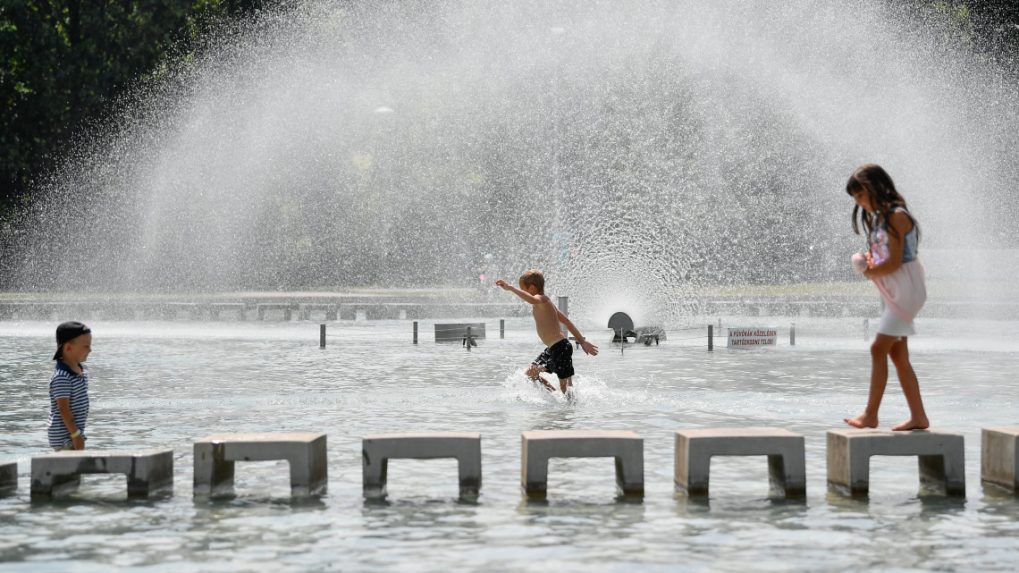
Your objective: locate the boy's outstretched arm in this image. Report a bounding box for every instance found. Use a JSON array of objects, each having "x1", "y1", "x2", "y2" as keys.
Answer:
[
  {"x1": 556, "y1": 308, "x2": 600, "y2": 356},
  {"x1": 494, "y1": 279, "x2": 546, "y2": 305}
]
